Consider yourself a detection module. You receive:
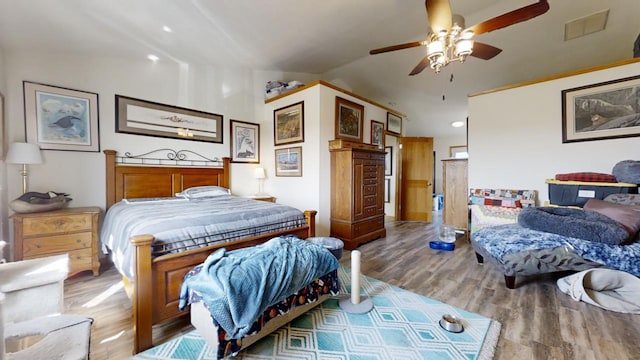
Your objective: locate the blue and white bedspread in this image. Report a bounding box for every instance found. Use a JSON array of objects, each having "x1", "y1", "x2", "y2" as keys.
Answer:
[
  {"x1": 178, "y1": 235, "x2": 339, "y2": 338},
  {"x1": 100, "y1": 195, "x2": 306, "y2": 279},
  {"x1": 473, "y1": 224, "x2": 640, "y2": 276}
]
